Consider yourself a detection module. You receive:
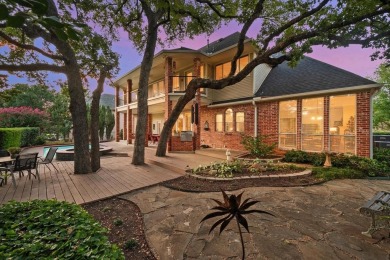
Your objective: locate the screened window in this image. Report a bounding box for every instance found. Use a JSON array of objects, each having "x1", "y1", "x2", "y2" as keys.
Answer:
[
  {"x1": 236, "y1": 112, "x2": 244, "y2": 132},
  {"x1": 329, "y1": 94, "x2": 356, "y2": 154},
  {"x1": 225, "y1": 109, "x2": 233, "y2": 132},
  {"x1": 301, "y1": 98, "x2": 323, "y2": 152},
  {"x1": 215, "y1": 114, "x2": 223, "y2": 132},
  {"x1": 279, "y1": 100, "x2": 297, "y2": 149}
]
